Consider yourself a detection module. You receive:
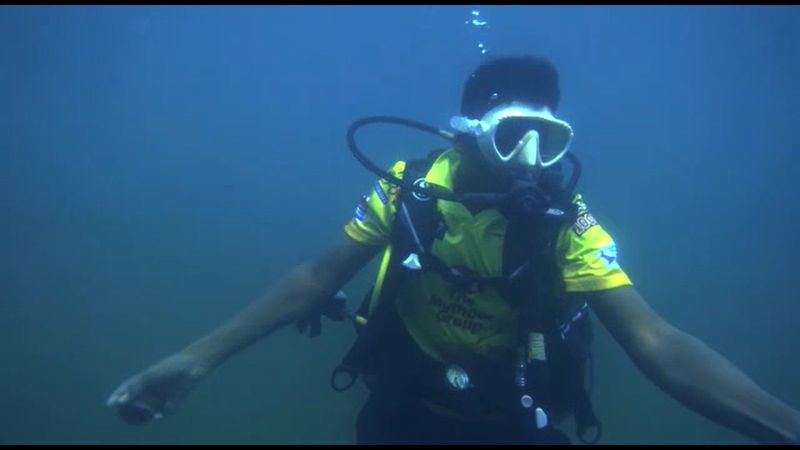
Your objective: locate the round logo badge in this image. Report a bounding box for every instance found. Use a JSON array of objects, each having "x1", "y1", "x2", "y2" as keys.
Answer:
[{"x1": 412, "y1": 178, "x2": 432, "y2": 202}]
